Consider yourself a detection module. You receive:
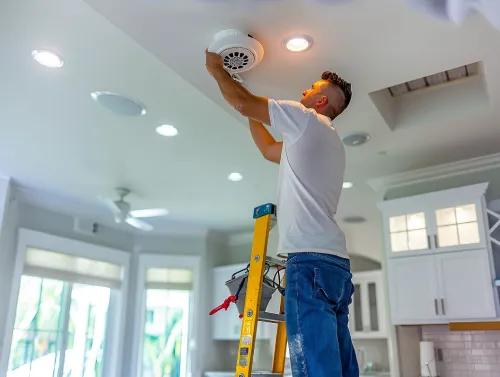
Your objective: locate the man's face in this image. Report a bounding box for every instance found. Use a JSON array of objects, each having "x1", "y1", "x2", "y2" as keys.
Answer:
[{"x1": 300, "y1": 79, "x2": 330, "y2": 109}]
